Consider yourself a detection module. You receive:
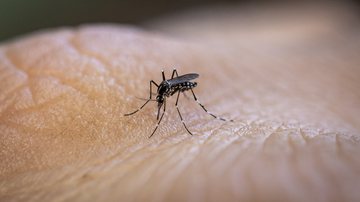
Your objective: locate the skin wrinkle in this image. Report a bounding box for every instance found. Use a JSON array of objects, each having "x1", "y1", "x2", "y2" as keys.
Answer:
[
  {"x1": 199, "y1": 133, "x2": 236, "y2": 163},
  {"x1": 5, "y1": 33, "x2": 130, "y2": 152},
  {"x1": 0, "y1": 56, "x2": 28, "y2": 113},
  {"x1": 4, "y1": 92, "x2": 67, "y2": 119},
  {"x1": 95, "y1": 134, "x2": 201, "y2": 200},
  {"x1": 0, "y1": 82, "x2": 27, "y2": 109},
  {"x1": 5, "y1": 39, "x2": 63, "y2": 75},
  {"x1": 342, "y1": 146, "x2": 360, "y2": 175},
  {"x1": 5, "y1": 142, "x2": 131, "y2": 200},
  {"x1": 336, "y1": 137, "x2": 360, "y2": 174},
  {"x1": 100, "y1": 150, "x2": 174, "y2": 200},
  {"x1": 10, "y1": 97, "x2": 82, "y2": 136},
  {"x1": 70, "y1": 26, "x2": 163, "y2": 86},
  {"x1": 1, "y1": 52, "x2": 112, "y2": 176},
  {"x1": 95, "y1": 132, "x2": 191, "y2": 180},
  {"x1": 236, "y1": 153, "x2": 259, "y2": 201},
  {"x1": 321, "y1": 154, "x2": 350, "y2": 201},
  {"x1": 220, "y1": 133, "x2": 255, "y2": 199},
  {"x1": 281, "y1": 143, "x2": 307, "y2": 200},
  {"x1": 0, "y1": 49, "x2": 29, "y2": 78},
  {"x1": 261, "y1": 125, "x2": 284, "y2": 153},
  {"x1": 5, "y1": 46, "x2": 95, "y2": 103},
  {"x1": 1, "y1": 5, "x2": 360, "y2": 201},
  {"x1": 7, "y1": 32, "x2": 123, "y2": 106},
  {"x1": 67, "y1": 34, "x2": 125, "y2": 95},
  {"x1": 224, "y1": 140, "x2": 249, "y2": 198},
  {"x1": 311, "y1": 152, "x2": 340, "y2": 201},
  {"x1": 138, "y1": 147, "x2": 194, "y2": 201},
  {"x1": 0, "y1": 96, "x2": 17, "y2": 120},
  {"x1": 217, "y1": 22, "x2": 358, "y2": 131},
  {"x1": 0, "y1": 74, "x2": 27, "y2": 102},
  {"x1": 159, "y1": 143, "x2": 204, "y2": 196}
]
